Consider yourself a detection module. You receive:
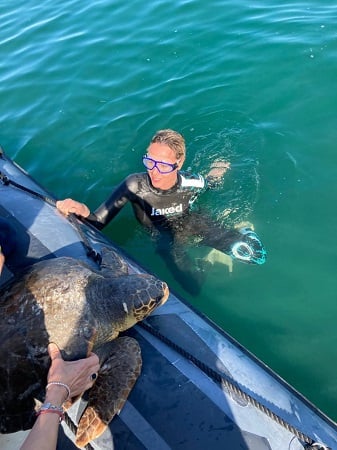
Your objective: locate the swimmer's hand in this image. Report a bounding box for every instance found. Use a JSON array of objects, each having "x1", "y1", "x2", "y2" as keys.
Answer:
[
  {"x1": 206, "y1": 160, "x2": 230, "y2": 185},
  {"x1": 56, "y1": 199, "x2": 90, "y2": 218}
]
